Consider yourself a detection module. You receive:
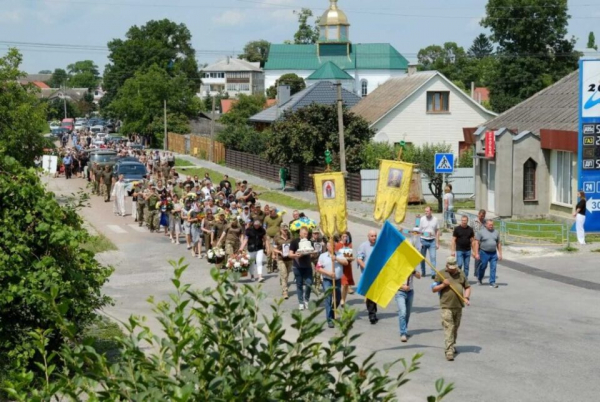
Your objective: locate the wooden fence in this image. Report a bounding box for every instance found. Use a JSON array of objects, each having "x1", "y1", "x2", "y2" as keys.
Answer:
[
  {"x1": 167, "y1": 133, "x2": 225, "y2": 164},
  {"x1": 225, "y1": 149, "x2": 362, "y2": 201}
]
